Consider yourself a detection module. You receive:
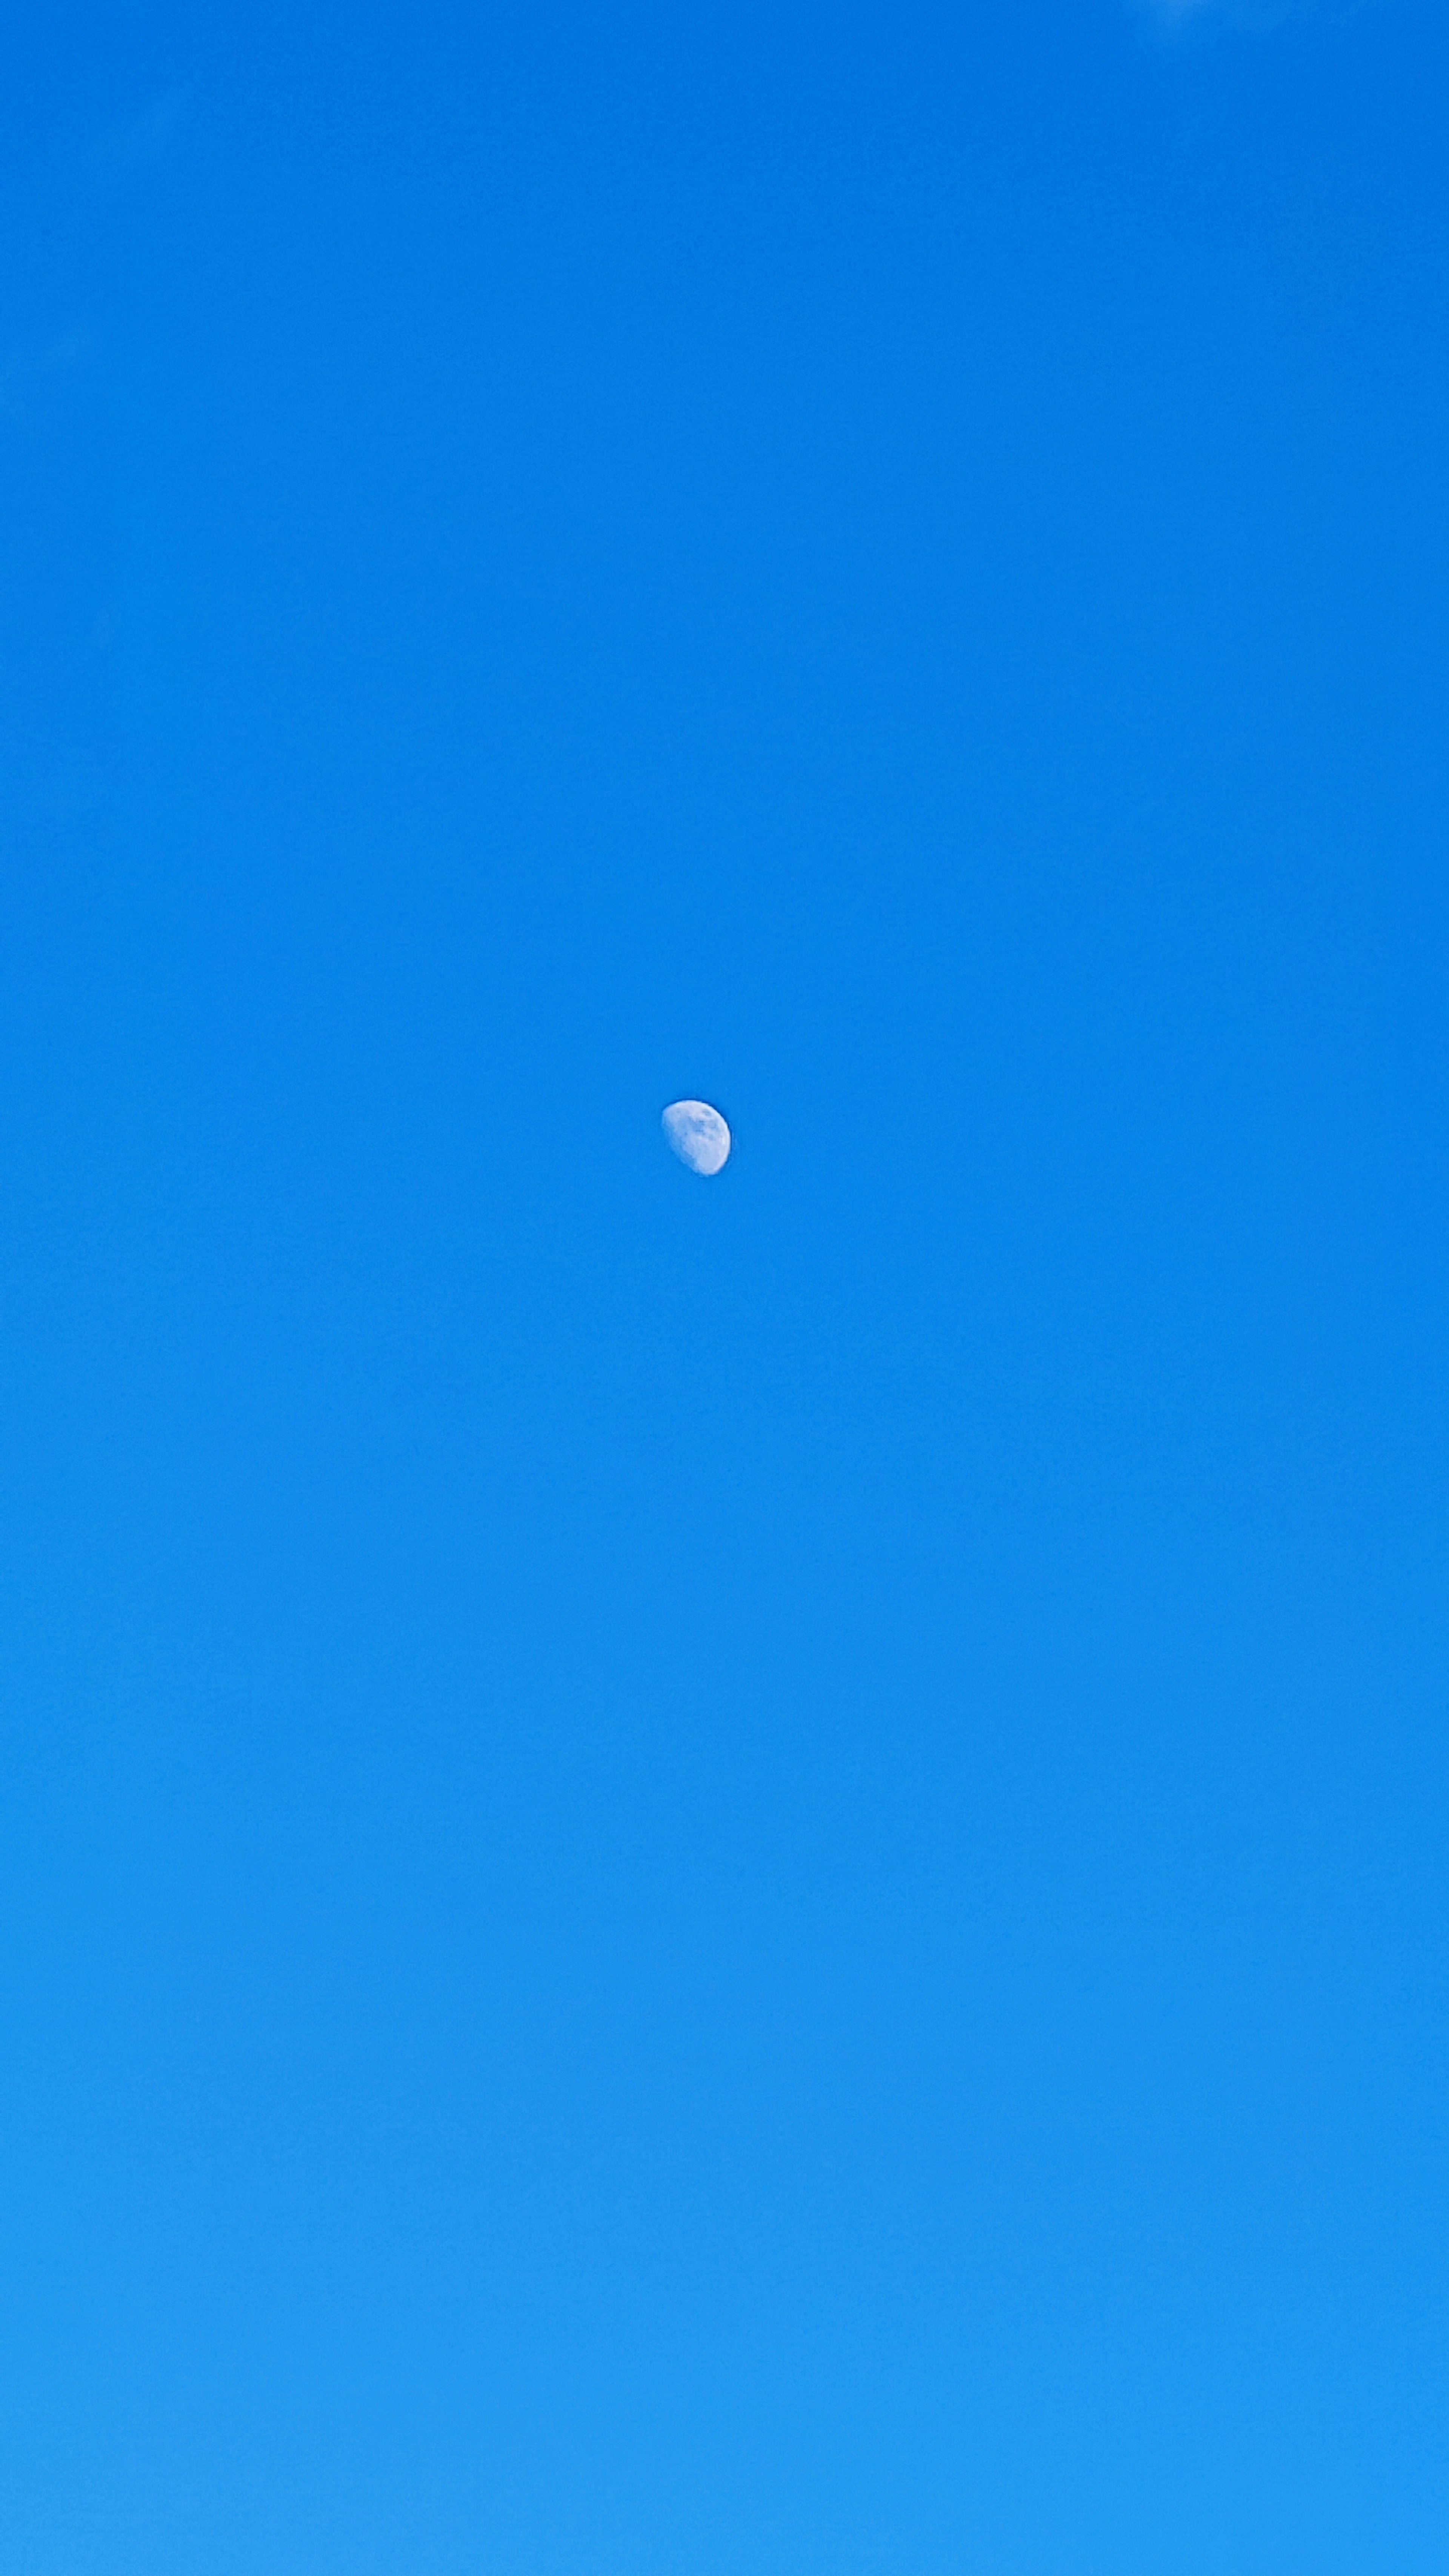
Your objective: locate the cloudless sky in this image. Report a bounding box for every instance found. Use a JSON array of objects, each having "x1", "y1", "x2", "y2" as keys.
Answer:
[{"x1": 2, "y1": 0, "x2": 1447, "y2": 2568}]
